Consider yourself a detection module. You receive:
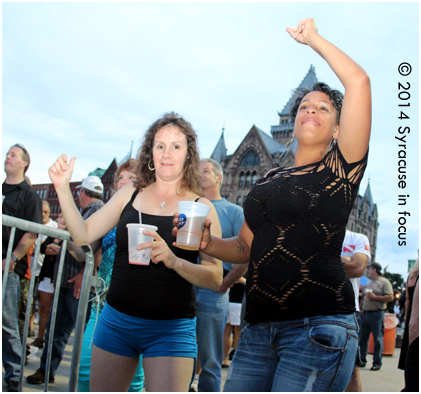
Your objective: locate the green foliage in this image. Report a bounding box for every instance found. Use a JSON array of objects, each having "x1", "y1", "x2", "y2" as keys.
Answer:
[{"x1": 383, "y1": 271, "x2": 404, "y2": 292}]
